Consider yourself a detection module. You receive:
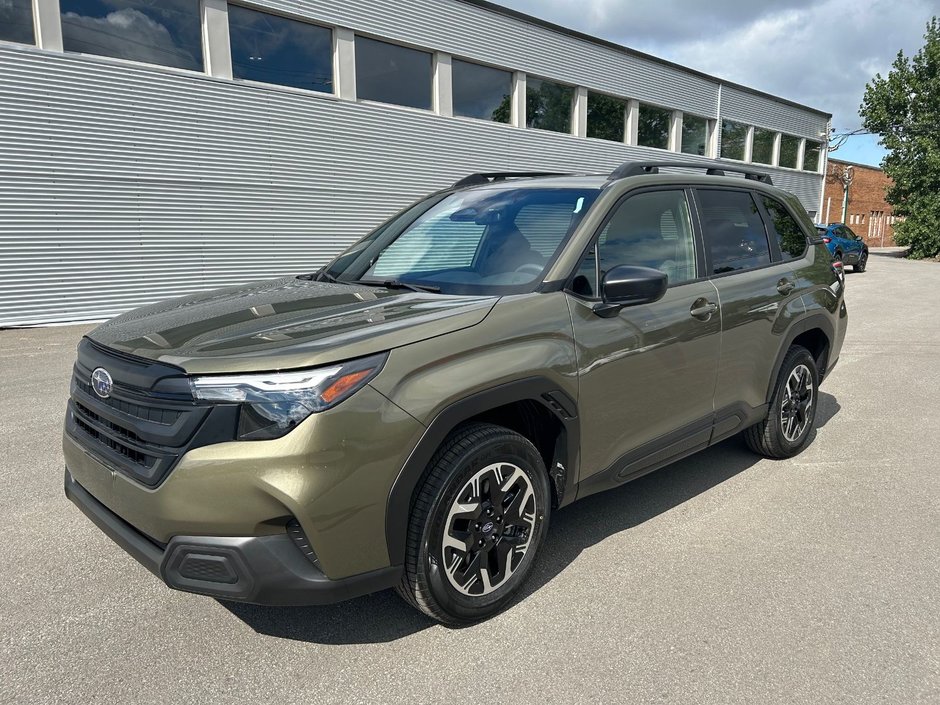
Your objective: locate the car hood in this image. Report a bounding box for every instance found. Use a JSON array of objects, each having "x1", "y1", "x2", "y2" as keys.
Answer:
[{"x1": 87, "y1": 277, "x2": 498, "y2": 374}]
